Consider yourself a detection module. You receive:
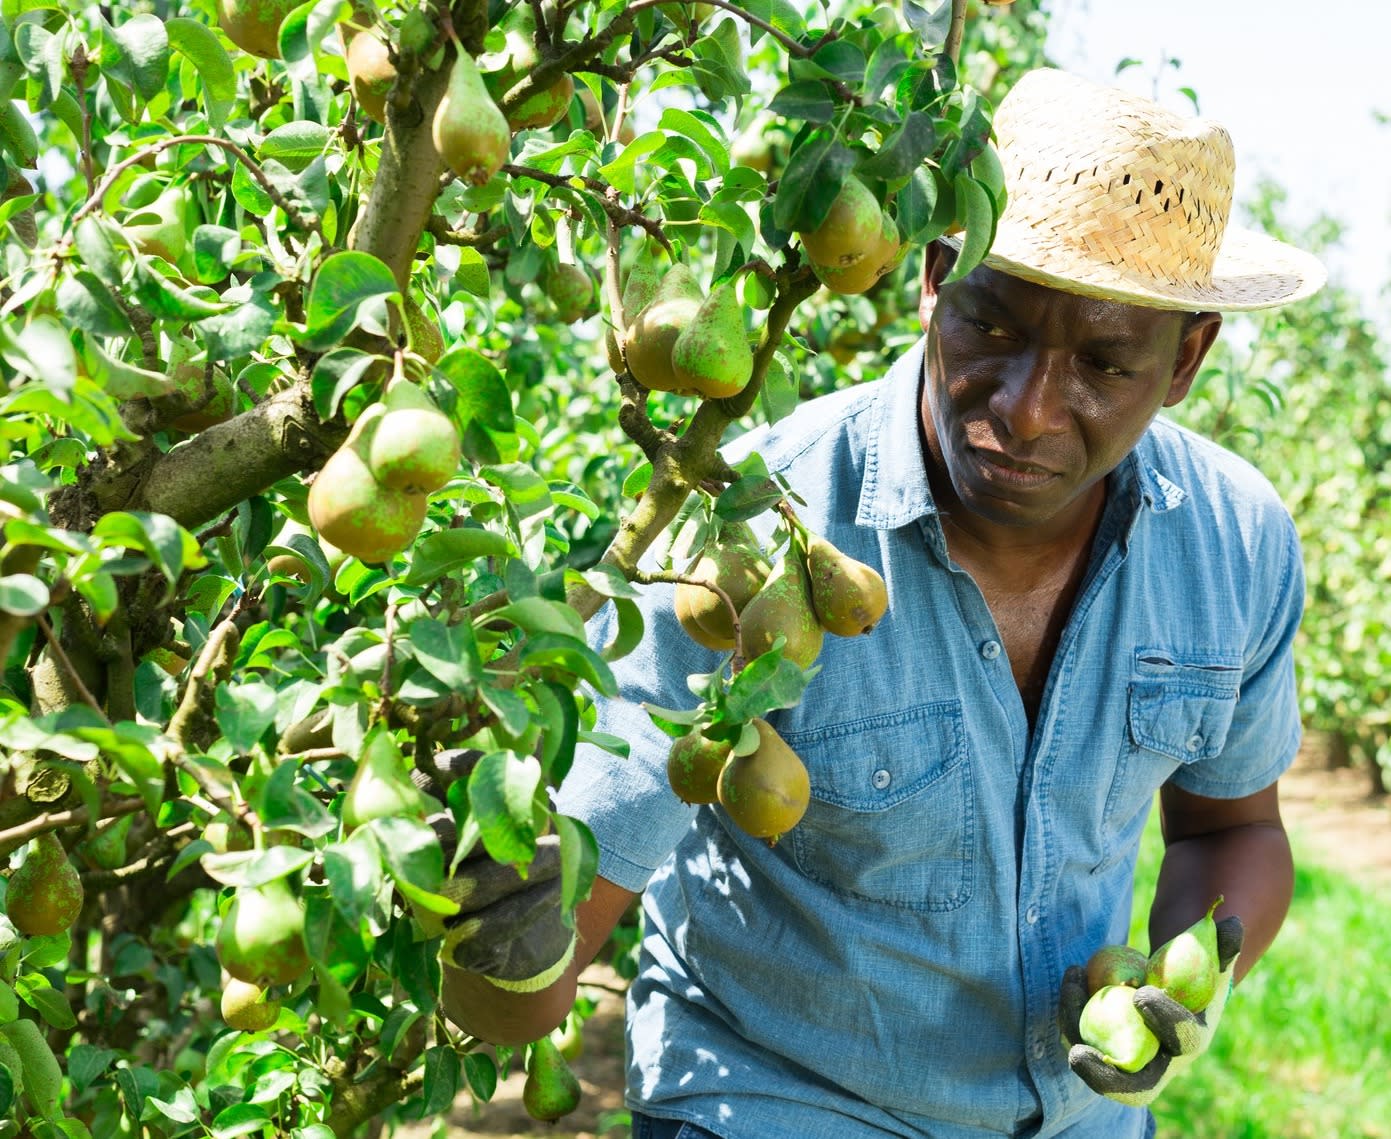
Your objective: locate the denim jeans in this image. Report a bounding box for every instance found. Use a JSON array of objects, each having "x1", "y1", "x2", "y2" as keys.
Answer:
[{"x1": 630, "y1": 1110, "x2": 725, "y2": 1139}]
